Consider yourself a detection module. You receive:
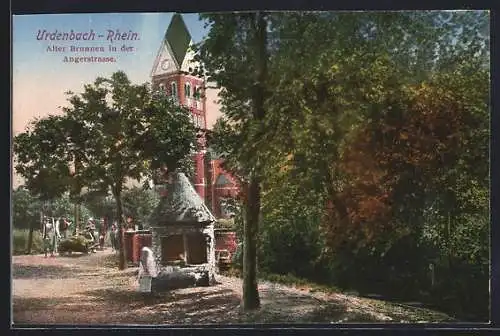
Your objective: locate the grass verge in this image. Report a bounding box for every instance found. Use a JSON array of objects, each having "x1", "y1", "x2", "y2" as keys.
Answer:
[{"x1": 12, "y1": 229, "x2": 44, "y2": 255}]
